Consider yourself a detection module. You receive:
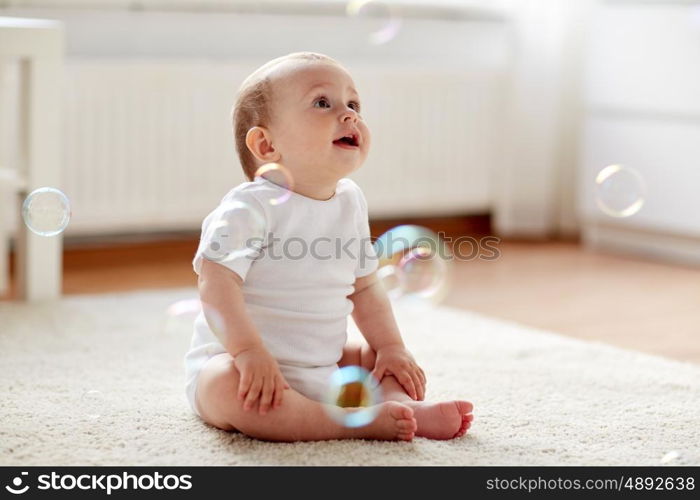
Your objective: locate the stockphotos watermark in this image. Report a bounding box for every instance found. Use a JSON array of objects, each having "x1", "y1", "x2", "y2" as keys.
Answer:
[
  {"x1": 211, "y1": 232, "x2": 501, "y2": 265},
  {"x1": 4, "y1": 470, "x2": 192, "y2": 495}
]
